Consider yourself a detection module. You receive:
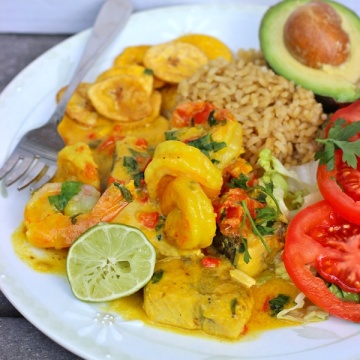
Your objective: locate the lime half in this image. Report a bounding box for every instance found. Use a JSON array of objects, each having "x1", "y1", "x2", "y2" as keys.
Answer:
[{"x1": 66, "y1": 223, "x2": 156, "y2": 302}]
